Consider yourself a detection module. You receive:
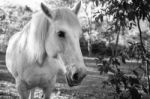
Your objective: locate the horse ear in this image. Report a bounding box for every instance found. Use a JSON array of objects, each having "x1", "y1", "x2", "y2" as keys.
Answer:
[
  {"x1": 41, "y1": 3, "x2": 53, "y2": 19},
  {"x1": 72, "y1": 1, "x2": 81, "y2": 15}
]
